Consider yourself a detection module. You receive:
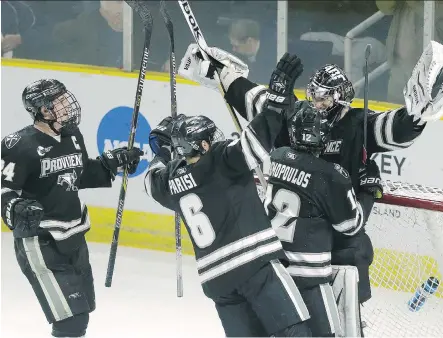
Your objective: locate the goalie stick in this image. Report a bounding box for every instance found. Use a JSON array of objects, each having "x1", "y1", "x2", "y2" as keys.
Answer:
[
  {"x1": 160, "y1": 0, "x2": 183, "y2": 298},
  {"x1": 105, "y1": 0, "x2": 153, "y2": 287},
  {"x1": 177, "y1": 0, "x2": 268, "y2": 190}
]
